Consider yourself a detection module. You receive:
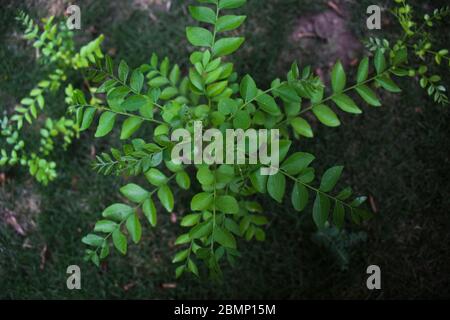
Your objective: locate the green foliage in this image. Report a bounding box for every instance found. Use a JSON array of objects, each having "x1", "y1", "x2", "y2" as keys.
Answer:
[
  {"x1": 54, "y1": 0, "x2": 448, "y2": 277},
  {"x1": 0, "y1": 11, "x2": 104, "y2": 184},
  {"x1": 378, "y1": 0, "x2": 450, "y2": 104}
]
